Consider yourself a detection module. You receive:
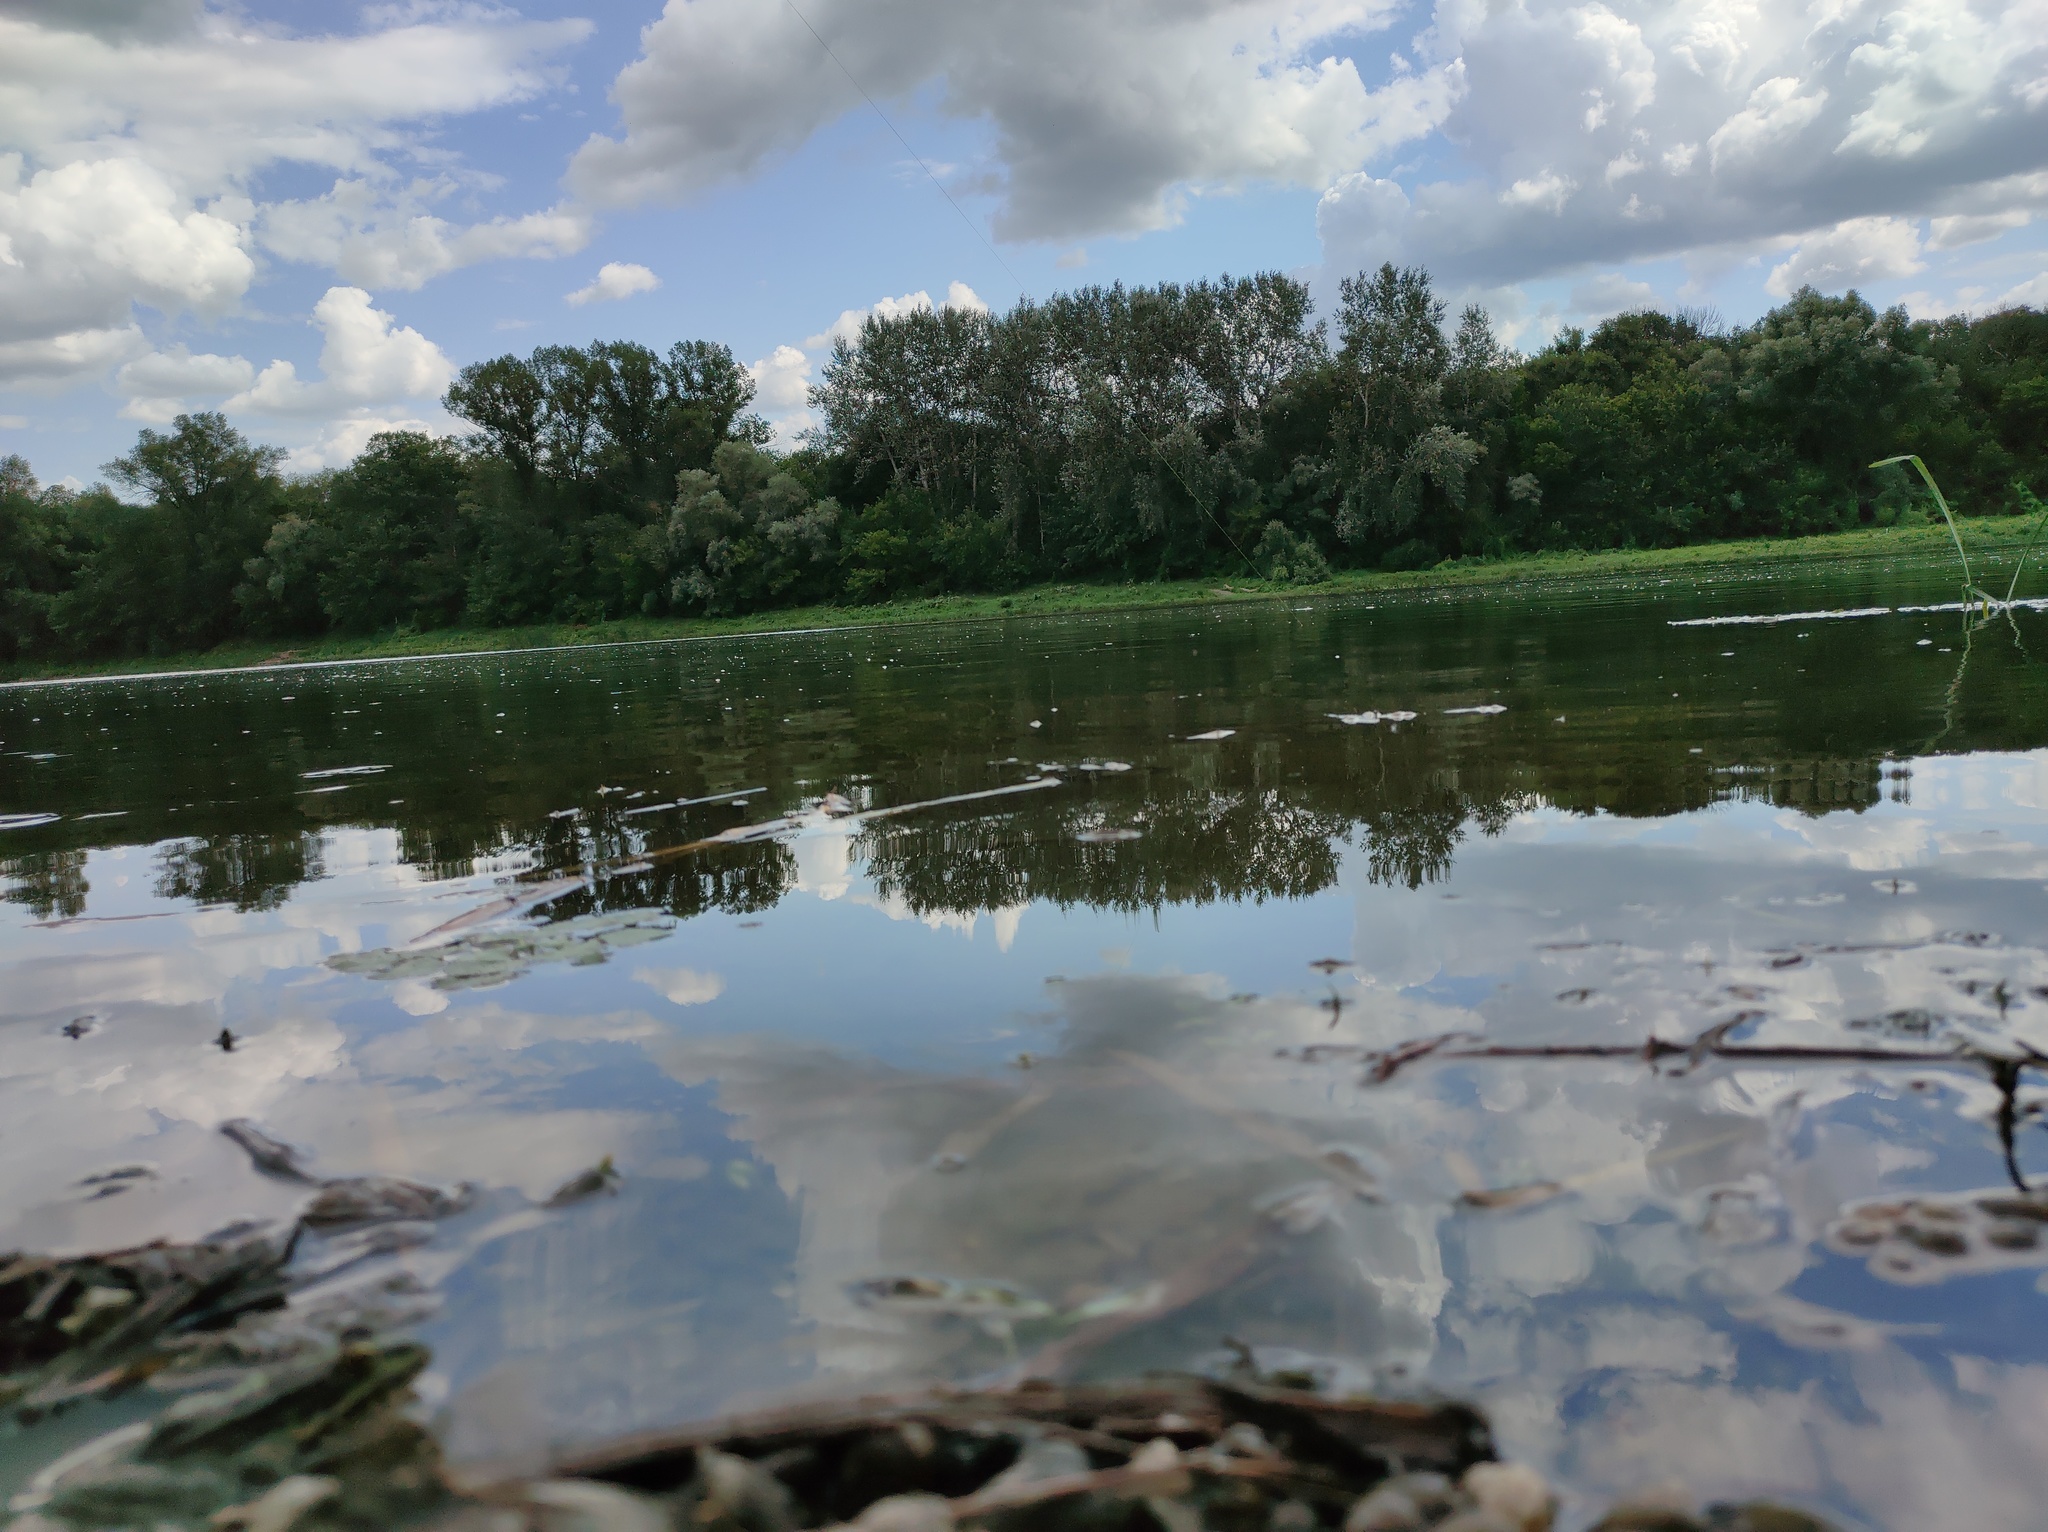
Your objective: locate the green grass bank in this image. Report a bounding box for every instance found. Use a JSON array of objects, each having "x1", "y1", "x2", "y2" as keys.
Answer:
[{"x1": 5, "y1": 520, "x2": 2040, "y2": 688}]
